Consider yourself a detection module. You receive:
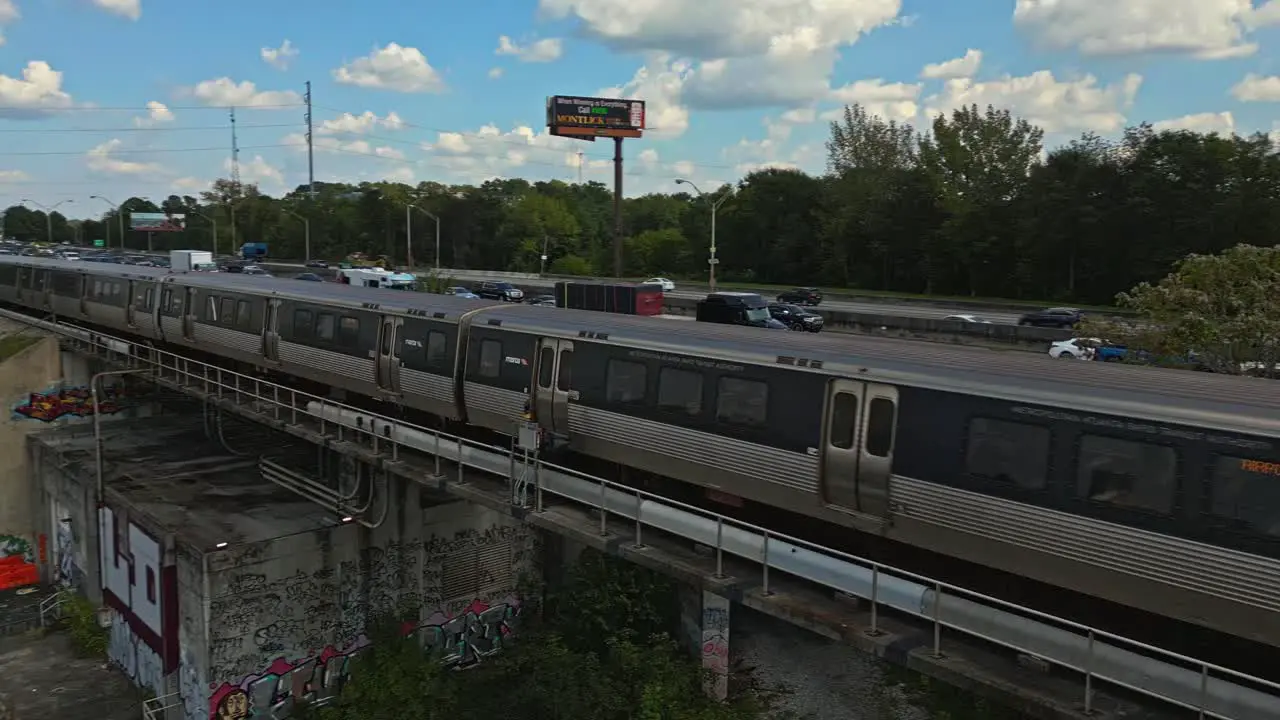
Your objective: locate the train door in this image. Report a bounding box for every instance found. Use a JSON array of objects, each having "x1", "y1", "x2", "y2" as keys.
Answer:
[
  {"x1": 181, "y1": 287, "x2": 197, "y2": 340},
  {"x1": 124, "y1": 280, "x2": 136, "y2": 327},
  {"x1": 375, "y1": 316, "x2": 404, "y2": 393},
  {"x1": 79, "y1": 276, "x2": 89, "y2": 317},
  {"x1": 819, "y1": 380, "x2": 899, "y2": 517},
  {"x1": 33, "y1": 269, "x2": 51, "y2": 312},
  {"x1": 15, "y1": 267, "x2": 31, "y2": 306},
  {"x1": 262, "y1": 299, "x2": 280, "y2": 361},
  {"x1": 532, "y1": 338, "x2": 574, "y2": 434}
]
